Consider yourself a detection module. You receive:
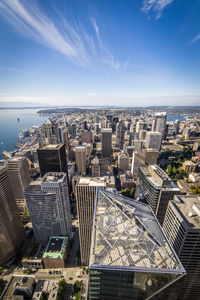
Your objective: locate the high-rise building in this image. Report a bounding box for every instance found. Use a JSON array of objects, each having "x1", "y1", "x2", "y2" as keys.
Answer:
[
  {"x1": 101, "y1": 128, "x2": 112, "y2": 158},
  {"x1": 118, "y1": 152, "x2": 129, "y2": 171},
  {"x1": 24, "y1": 172, "x2": 71, "y2": 243},
  {"x1": 89, "y1": 189, "x2": 185, "y2": 300},
  {"x1": 138, "y1": 129, "x2": 147, "y2": 141},
  {"x1": 153, "y1": 112, "x2": 167, "y2": 137},
  {"x1": 70, "y1": 123, "x2": 76, "y2": 139},
  {"x1": 163, "y1": 195, "x2": 200, "y2": 300},
  {"x1": 135, "y1": 120, "x2": 144, "y2": 134},
  {"x1": 75, "y1": 145, "x2": 87, "y2": 175},
  {"x1": 91, "y1": 156, "x2": 101, "y2": 177},
  {"x1": 76, "y1": 177, "x2": 113, "y2": 265},
  {"x1": 37, "y1": 144, "x2": 68, "y2": 177},
  {"x1": 63, "y1": 128, "x2": 69, "y2": 152},
  {"x1": 7, "y1": 157, "x2": 31, "y2": 215},
  {"x1": 129, "y1": 132, "x2": 137, "y2": 146},
  {"x1": 116, "y1": 121, "x2": 125, "y2": 150},
  {"x1": 0, "y1": 166, "x2": 25, "y2": 264},
  {"x1": 38, "y1": 119, "x2": 60, "y2": 146},
  {"x1": 137, "y1": 165, "x2": 181, "y2": 225},
  {"x1": 145, "y1": 131, "x2": 162, "y2": 151},
  {"x1": 81, "y1": 130, "x2": 92, "y2": 144}
]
